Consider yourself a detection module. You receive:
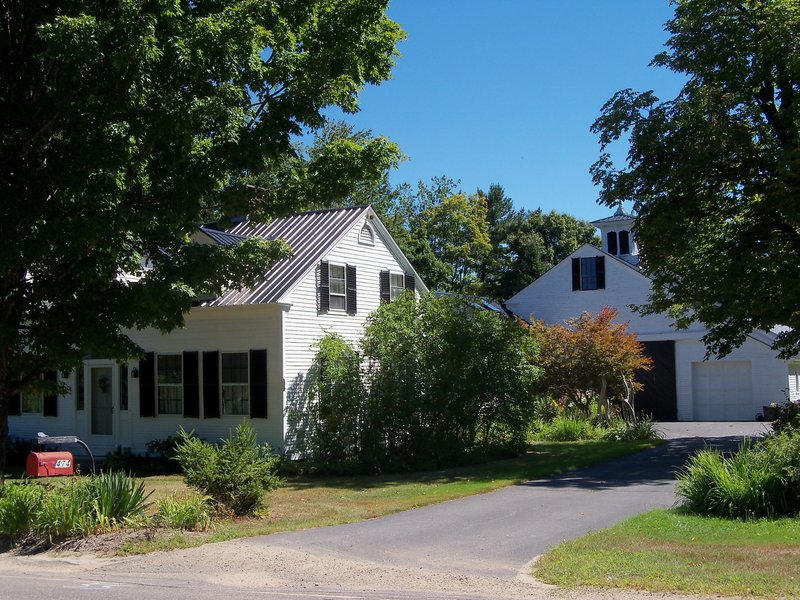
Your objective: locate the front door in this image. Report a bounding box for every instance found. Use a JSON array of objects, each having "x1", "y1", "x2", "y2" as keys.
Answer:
[{"x1": 90, "y1": 366, "x2": 114, "y2": 436}]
